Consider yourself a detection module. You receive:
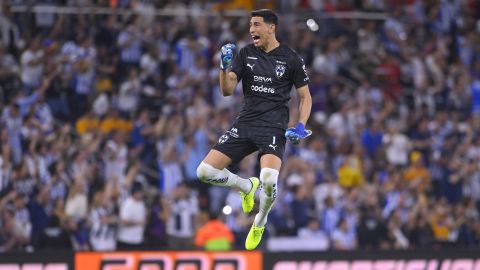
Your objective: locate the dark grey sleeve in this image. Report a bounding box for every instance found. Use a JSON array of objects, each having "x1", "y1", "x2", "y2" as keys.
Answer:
[
  {"x1": 292, "y1": 54, "x2": 309, "y2": 88},
  {"x1": 230, "y1": 47, "x2": 245, "y2": 82}
]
